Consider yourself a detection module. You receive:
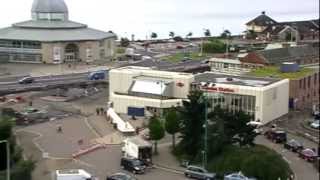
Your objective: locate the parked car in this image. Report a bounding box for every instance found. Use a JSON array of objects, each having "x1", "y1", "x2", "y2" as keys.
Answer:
[
  {"x1": 184, "y1": 165, "x2": 216, "y2": 180},
  {"x1": 224, "y1": 172, "x2": 257, "y2": 180},
  {"x1": 106, "y1": 173, "x2": 137, "y2": 180},
  {"x1": 264, "y1": 130, "x2": 287, "y2": 143},
  {"x1": 18, "y1": 76, "x2": 34, "y2": 84},
  {"x1": 298, "y1": 148, "x2": 318, "y2": 162},
  {"x1": 284, "y1": 139, "x2": 304, "y2": 152},
  {"x1": 310, "y1": 120, "x2": 320, "y2": 129},
  {"x1": 120, "y1": 157, "x2": 146, "y2": 174}
]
